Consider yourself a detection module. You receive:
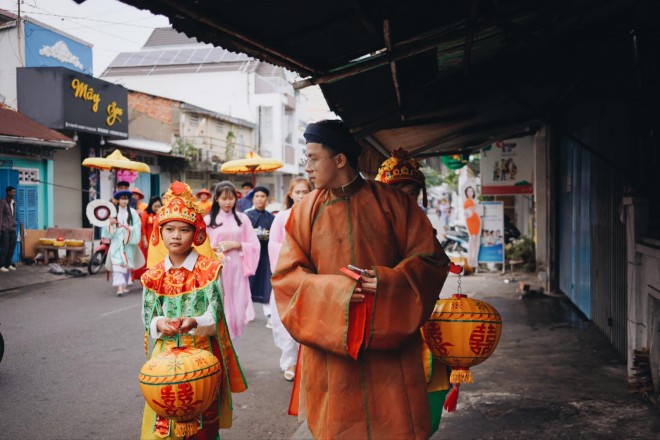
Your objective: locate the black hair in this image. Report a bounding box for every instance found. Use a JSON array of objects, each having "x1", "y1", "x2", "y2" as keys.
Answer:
[
  {"x1": 252, "y1": 186, "x2": 270, "y2": 197},
  {"x1": 209, "y1": 181, "x2": 242, "y2": 228},
  {"x1": 241, "y1": 181, "x2": 253, "y2": 189},
  {"x1": 6, "y1": 186, "x2": 15, "y2": 194},
  {"x1": 146, "y1": 196, "x2": 162, "y2": 215},
  {"x1": 116, "y1": 196, "x2": 135, "y2": 225},
  {"x1": 315, "y1": 120, "x2": 361, "y2": 169},
  {"x1": 464, "y1": 186, "x2": 476, "y2": 198},
  {"x1": 117, "y1": 181, "x2": 130, "y2": 188}
]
